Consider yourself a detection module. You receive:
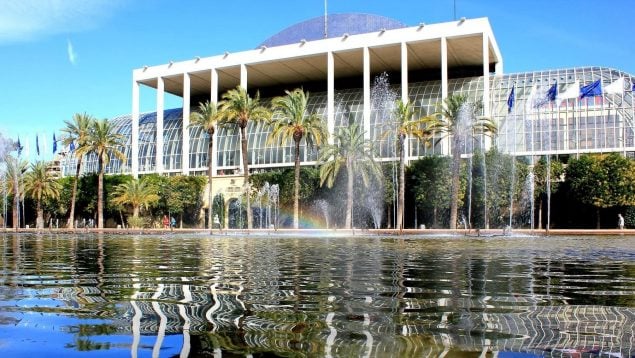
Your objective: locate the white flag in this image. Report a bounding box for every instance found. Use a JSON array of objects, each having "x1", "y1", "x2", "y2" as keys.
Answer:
[
  {"x1": 524, "y1": 85, "x2": 537, "y2": 112},
  {"x1": 604, "y1": 77, "x2": 624, "y2": 95},
  {"x1": 557, "y1": 80, "x2": 580, "y2": 103}
]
